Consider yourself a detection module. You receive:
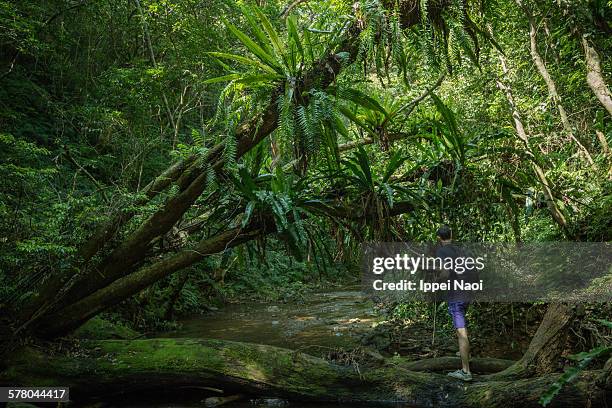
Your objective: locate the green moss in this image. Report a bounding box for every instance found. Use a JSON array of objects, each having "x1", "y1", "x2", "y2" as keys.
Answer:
[
  {"x1": 88, "y1": 339, "x2": 228, "y2": 374},
  {"x1": 71, "y1": 316, "x2": 139, "y2": 340}
]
